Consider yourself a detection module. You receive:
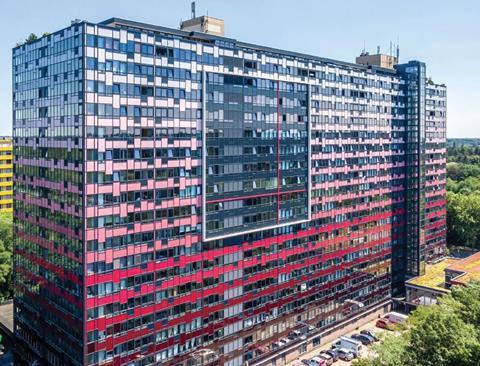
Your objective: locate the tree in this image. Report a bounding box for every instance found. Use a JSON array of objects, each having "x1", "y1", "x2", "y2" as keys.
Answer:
[
  {"x1": 352, "y1": 332, "x2": 411, "y2": 366},
  {"x1": 353, "y1": 283, "x2": 480, "y2": 366},
  {"x1": 0, "y1": 213, "x2": 12, "y2": 301},
  {"x1": 447, "y1": 192, "x2": 480, "y2": 248},
  {"x1": 407, "y1": 305, "x2": 480, "y2": 366},
  {"x1": 447, "y1": 282, "x2": 480, "y2": 329},
  {"x1": 25, "y1": 33, "x2": 37, "y2": 43}
]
